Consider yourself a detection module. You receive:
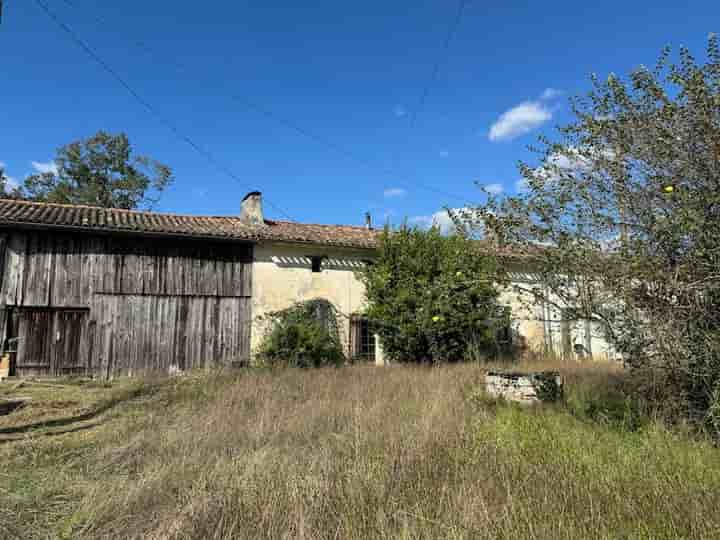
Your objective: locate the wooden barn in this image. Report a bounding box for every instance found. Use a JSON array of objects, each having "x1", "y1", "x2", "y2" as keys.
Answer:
[{"x1": 0, "y1": 193, "x2": 380, "y2": 378}]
